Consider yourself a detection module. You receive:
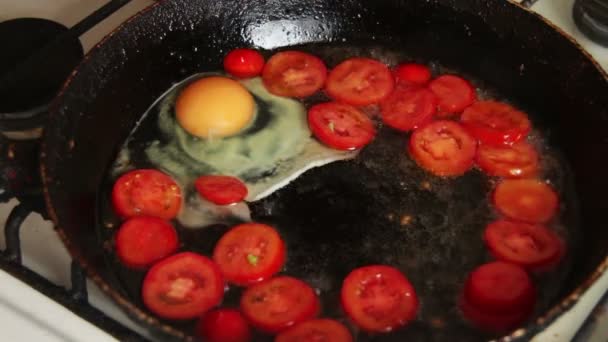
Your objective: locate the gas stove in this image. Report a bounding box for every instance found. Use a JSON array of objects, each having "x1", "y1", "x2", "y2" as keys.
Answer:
[{"x1": 1, "y1": 1, "x2": 607, "y2": 341}]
